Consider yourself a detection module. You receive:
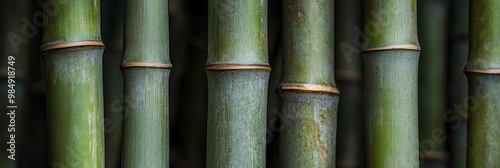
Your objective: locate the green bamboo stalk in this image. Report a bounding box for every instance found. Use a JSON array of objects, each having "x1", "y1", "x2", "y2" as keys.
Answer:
[
  {"x1": 279, "y1": 0, "x2": 338, "y2": 167},
  {"x1": 466, "y1": 0, "x2": 500, "y2": 166},
  {"x1": 42, "y1": 0, "x2": 104, "y2": 167},
  {"x1": 335, "y1": 0, "x2": 365, "y2": 167},
  {"x1": 363, "y1": 0, "x2": 420, "y2": 167},
  {"x1": 447, "y1": 0, "x2": 468, "y2": 167},
  {"x1": 120, "y1": 0, "x2": 170, "y2": 167},
  {"x1": 417, "y1": 0, "x2": 447, "y2": 167},
  {"x1": 206, "y1": 0, "x2": 269, "y2": 167}
]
